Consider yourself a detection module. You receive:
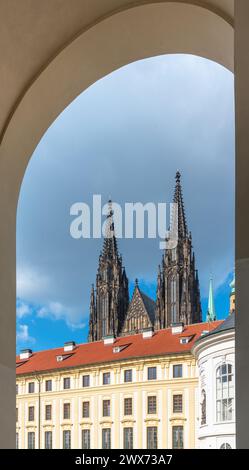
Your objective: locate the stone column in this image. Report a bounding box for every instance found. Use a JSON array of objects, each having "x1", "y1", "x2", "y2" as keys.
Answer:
[{"x1": 235, "y1": 0, "x2": 249, "y2": 449}]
